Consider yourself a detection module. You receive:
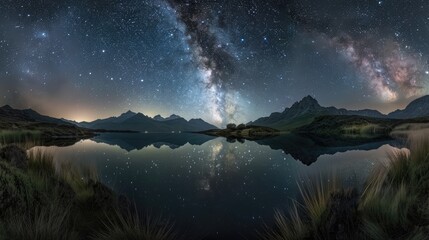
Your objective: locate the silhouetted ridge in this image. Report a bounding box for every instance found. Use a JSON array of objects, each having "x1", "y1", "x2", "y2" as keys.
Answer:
[
  {"x1": 73, "y1": 110, "x2": 217, "y2": 132},
  {"x1": 388, "y1": 95, "x2": 429, "y2": 119}
]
